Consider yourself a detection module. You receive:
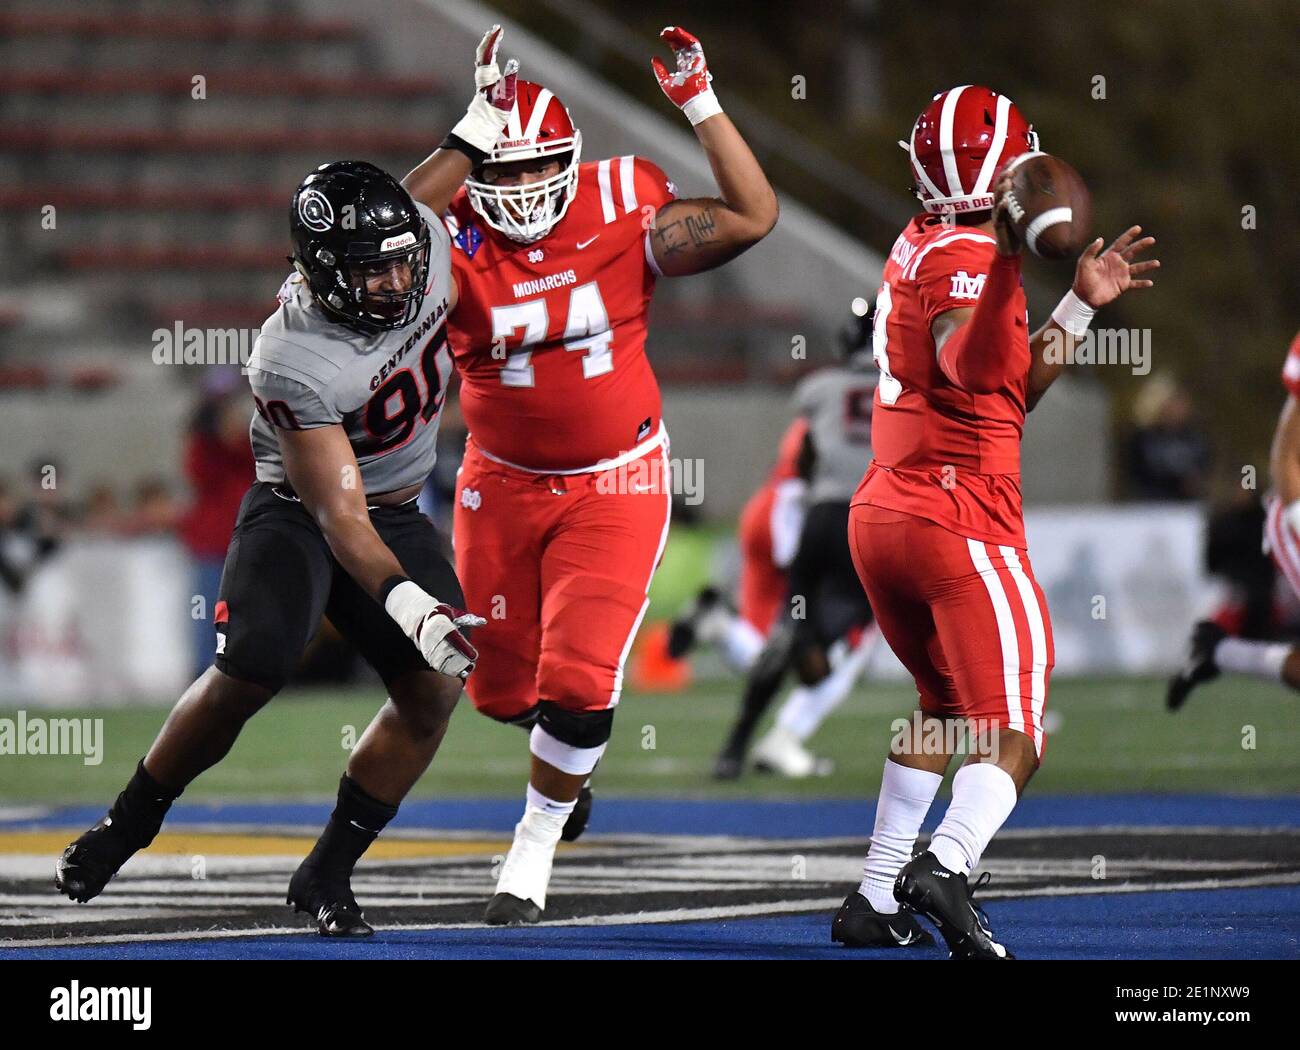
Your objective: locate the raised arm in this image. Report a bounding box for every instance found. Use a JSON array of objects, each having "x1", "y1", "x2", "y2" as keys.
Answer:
[
  {"x1": 1024, "y1": 224, "x2": 1158, "y2": 411},
  {"x1": 647, "y1": 27, "x2": 778, "y2": 277},
  {"x1": 278, "y1": 424, "x2": 482, "y2": 679},
  {"x1": 402, "y1": 25, "x2": 518, "y2": 215}
]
